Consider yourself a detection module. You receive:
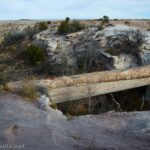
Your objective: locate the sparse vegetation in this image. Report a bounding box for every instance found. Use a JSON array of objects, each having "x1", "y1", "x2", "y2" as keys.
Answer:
[
  {"x1": 97, "y1": 15, "x2": 109, "y2": 30},
  {"x1": 105, "y1": 48, "x2": 121, "y2": 56},
  {"x1": 58, "y1": 21, "x2": 70, "y2": 34},
  {"x1": 65, "y1": 17, "x2": 70, "y2": 22},
  {"x1": 35, "y1": 22, "x2": 48, "y2": 32},
  {"x1": 0, "y1": 19, "x2": 150, "y2": 116},
  {"x1": 71, "y1": 20, "x2": 85, "y2": 31},
  {"x1": 47, "y1": 21, "x2": 51, "y2": 25},
  {"x1": 27, "y1": 45, "x2": 45, "y2": 65},
  {"x1": 20, "y1": 84, "x2": 38, "y2": 99},
  {"x1": 3, "y1": 24, "x2": 45, "y2": 45},
  {"x1": 103, "y1": 15, "x2": 109, "y2": 24},
  {"x1": 124, "y1": 21, "x2": 130, "y2": 25},
  {"x1": 58, "y1": 18, "x2": 85, "y2": 34},
  {"x1": 4, "y1": 31, "x2": 26, "y2": 45},
  {"x1": 113, "y1": 29, "x2": 147, "y2": 65},
  {"x1": 72, "y1": 41, "x2": 99, "y2": 73},
  {"x1": 23, "y1": 22, "x2": 48, "y2": 40},
  {"x1": 0, "y1": 18, "x2": 150, "y2": 150}
]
